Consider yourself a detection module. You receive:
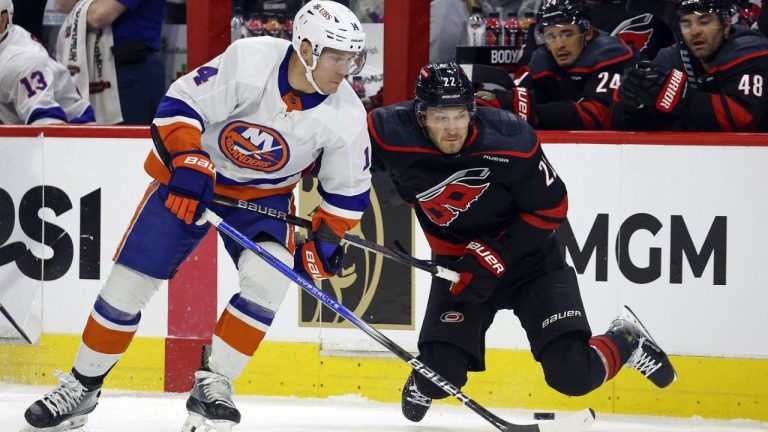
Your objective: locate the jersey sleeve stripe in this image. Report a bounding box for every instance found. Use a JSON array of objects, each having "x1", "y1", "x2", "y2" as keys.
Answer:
[
  {"x1": 27, "y1": 106, "x2": 67, "y2": 124},
  {"x1": 318, "y1": 183, "x2": 371, "y2": 212},
  {"x1": 155, "y1": 96, "x2": 205, "y2": 131},
  {"x1": 311, "y1": 207, "x2": 362, "y2": 238},
  {"x1": 70, "y1": 105, "x2": 96, "y2": 124}
]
